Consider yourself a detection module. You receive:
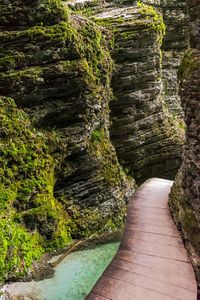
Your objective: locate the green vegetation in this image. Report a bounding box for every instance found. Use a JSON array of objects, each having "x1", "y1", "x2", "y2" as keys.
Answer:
[
  {"x1": 169, "y1": 172, "x2": 200, "y2": 253},
  {"x1": 91, "y1": 129, "x2": 105, "y2": 142},
  {"x1": 64, "y1": 202, "x2": 126, "y2": 239},
  {"x1": 90, "y1": 129, "x2": 126, "y2": 187},
  {"x1": 0, "y1": 0, "x2": 136, "y2": 283},
  {"x1": 0, "y1": 96, "x2": 72, "y2": 281},
  {"x1": 137, "y1": 1, "x2": 166, "y2": 42},
  {"x1": 178, "y1": 50, "x2": 199, "y2": 80},
  {"x1": 0, "y1": 18, "x2": 113, "y2": 102},
  {"x1": 94, "y1": 4, "x2": 165, "y2": 49},
  {"x1": 0, "y1": 0, "x2": 69, "y2": 28}
]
